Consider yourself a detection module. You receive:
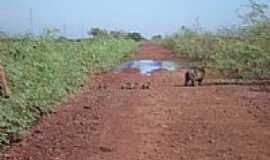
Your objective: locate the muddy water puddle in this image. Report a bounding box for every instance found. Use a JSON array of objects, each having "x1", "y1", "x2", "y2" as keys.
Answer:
[{"x1": 117, "y1": 59, "x2": 182, "y2": 75}]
